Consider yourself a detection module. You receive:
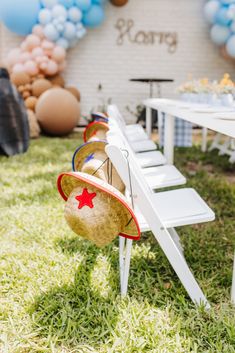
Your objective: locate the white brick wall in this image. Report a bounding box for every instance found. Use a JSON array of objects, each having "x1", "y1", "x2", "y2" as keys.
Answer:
[{"x1": 0, "y1": 0, "x2": 234, "y2": 123}]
